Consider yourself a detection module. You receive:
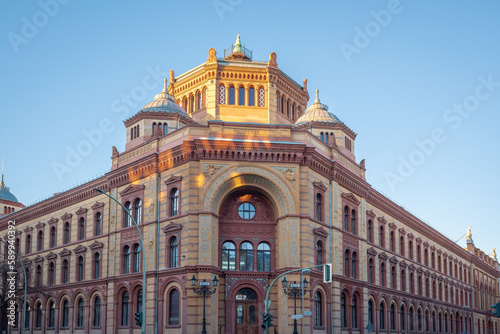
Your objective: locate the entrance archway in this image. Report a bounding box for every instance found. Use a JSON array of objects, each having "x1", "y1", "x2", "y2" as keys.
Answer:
[{"x1": 235, "y1": 288, "x2": 258, "y2": 334}]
